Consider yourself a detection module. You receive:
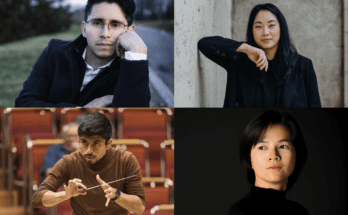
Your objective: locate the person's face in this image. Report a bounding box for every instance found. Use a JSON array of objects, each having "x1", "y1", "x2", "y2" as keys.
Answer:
[
  {"x1": 81, "y1": 2, "x2": 134, "y2": 60},
  {"x1": 63, "y1": 125, "x2": 79, "y2": 152},
  {"x1": 253, "y1": 10, "x2": 281, "y2": 52},
  {"x1": 250, "y1": 124, "x2": 296, "y2": 190},
  {"x1": 79, "y1": 135, "x2": 112, "y2": 164}
]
